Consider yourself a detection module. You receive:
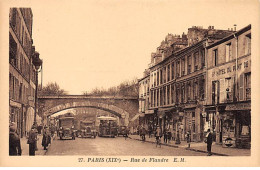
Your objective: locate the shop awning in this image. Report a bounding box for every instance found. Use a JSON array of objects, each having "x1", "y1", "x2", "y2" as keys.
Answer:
[
  {"x1": 145, "y1": 110, "x2": 154, "y2": 114},
  {"x1": 130, "y1": 113, "x2": 145, "y2": 122}
]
